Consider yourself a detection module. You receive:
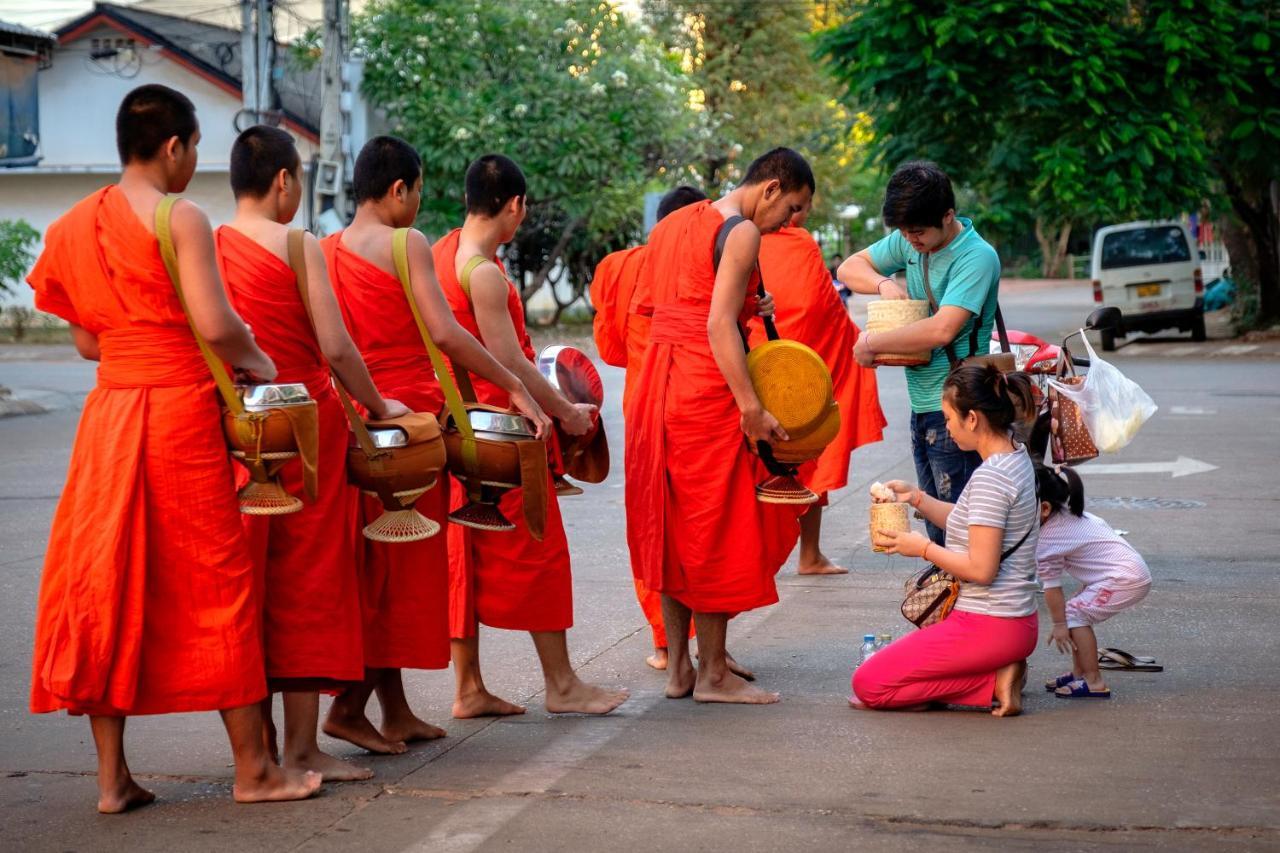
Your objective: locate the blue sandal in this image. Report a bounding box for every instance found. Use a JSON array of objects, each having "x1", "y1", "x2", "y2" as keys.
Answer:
[
  {"x1": 1044, "y1": 672, "x2": 1076, "y2": 692},
  {"x1": 1054, "y1": 679, "x2": 1111, "y2": 699}
]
